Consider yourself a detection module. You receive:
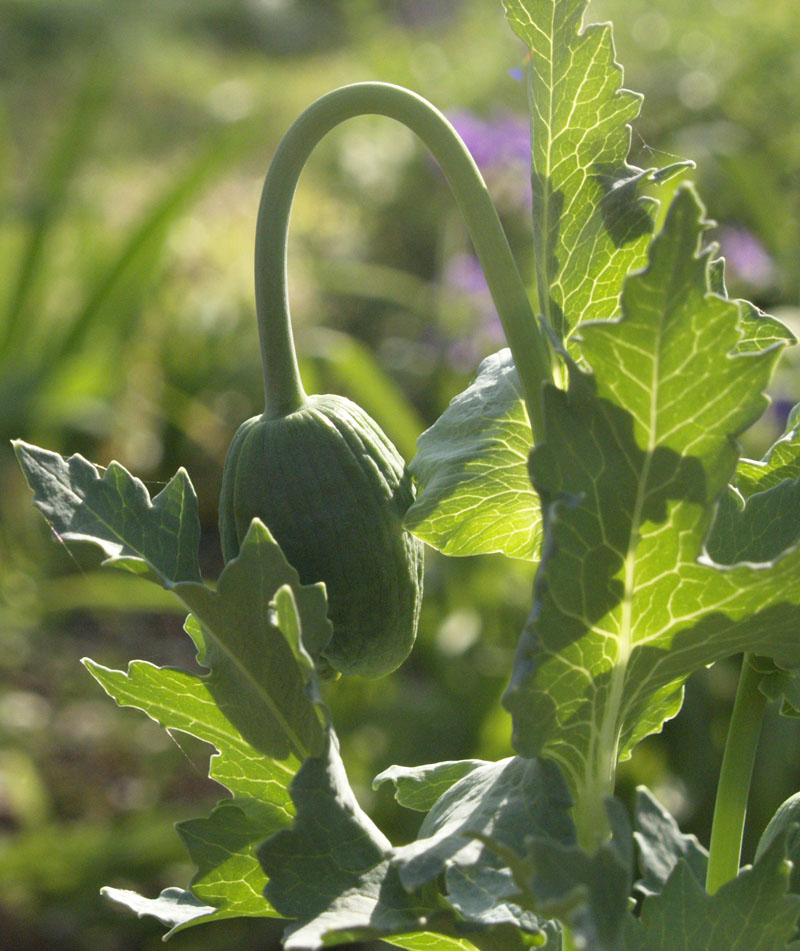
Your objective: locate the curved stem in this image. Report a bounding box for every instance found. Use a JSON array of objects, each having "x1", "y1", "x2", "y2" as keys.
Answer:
[
  {"x1": 706, "y1": 653, "x2": 767, "y2": 893},
  {"x1": 255, "y1": 82, "x2": 553, "y2": 432}
]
